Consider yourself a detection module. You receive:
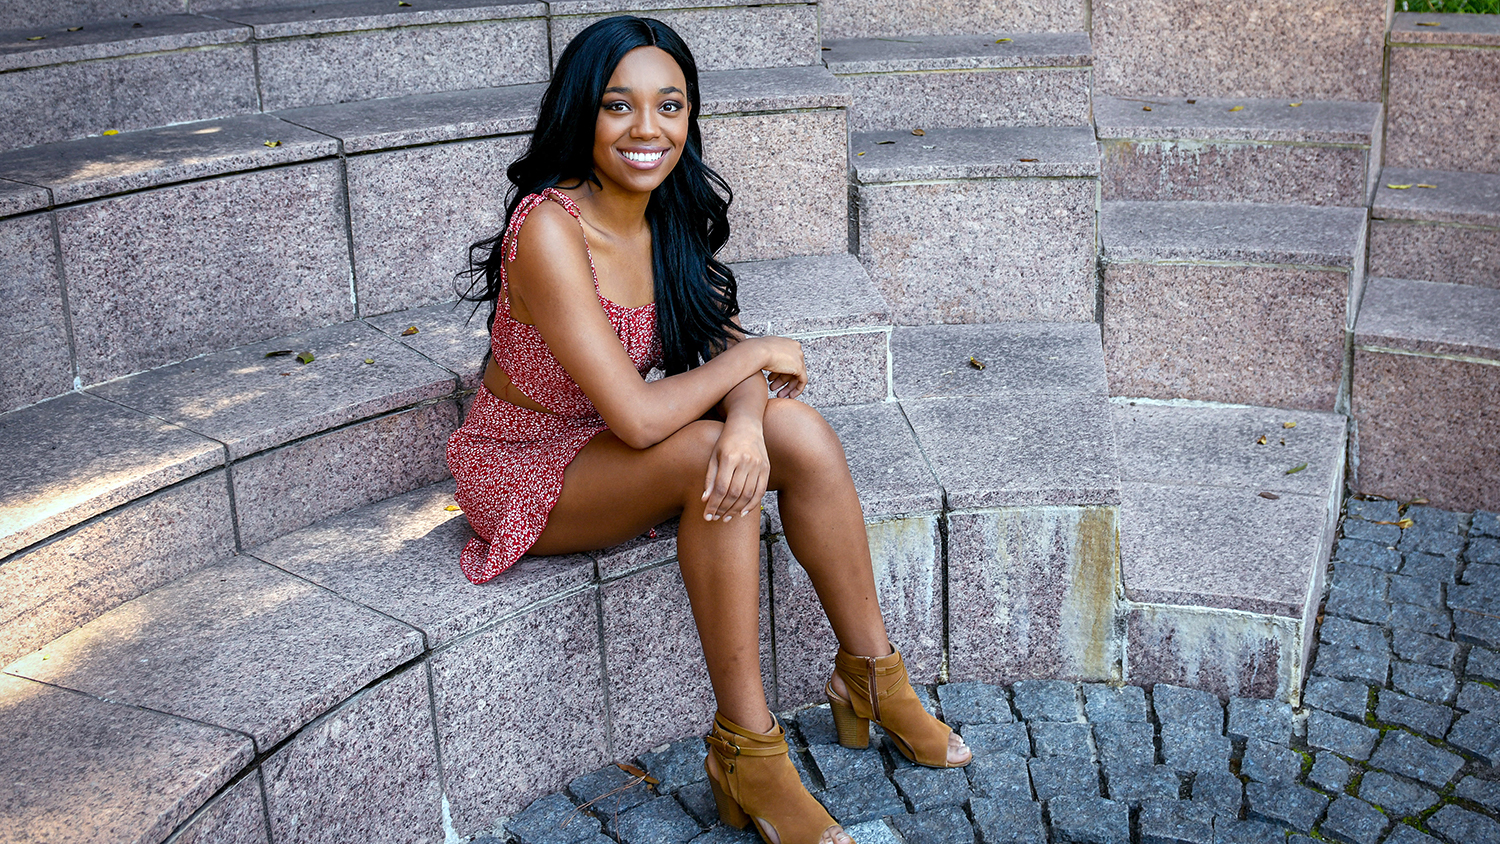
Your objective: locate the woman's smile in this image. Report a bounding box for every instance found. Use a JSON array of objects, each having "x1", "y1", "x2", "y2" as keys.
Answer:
[{"x1": 619, "y1": 147, "x2": 669, "y2": 168}]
